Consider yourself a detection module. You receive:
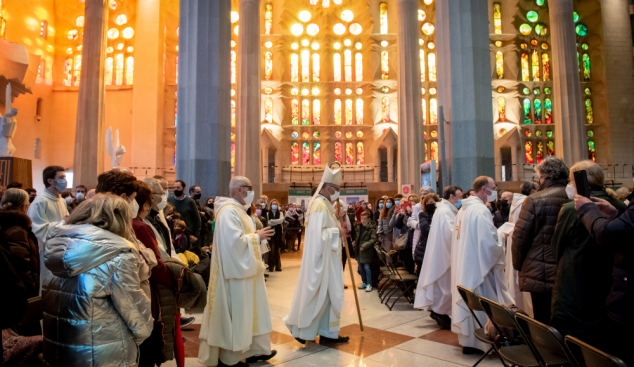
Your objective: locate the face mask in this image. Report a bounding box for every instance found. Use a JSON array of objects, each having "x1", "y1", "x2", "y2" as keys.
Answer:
[
  {"x1": 565, "y1": 184, "x2": 577, "y2": 200},
  {"x1": 454, "y1": 200, "x2": 462, "y2": 209},
  {"x1": 193, "y1": 193, "x2": 201, "y2": 200},
  {"x1": 425, "y1": 204, "x2": 436, "y2": 215},
  {"x1": 498, "y1": 199, "x2": 509, "y2": 208},
  {"x1": 174, "y1": 228, "x2": 183, "y2": 235},
  {"x1": 157, "y1": 194, "x2": 168, "y2": 211},
  {"x1": 386, "y1": 203, "x2": 393, "y2": 209},
  {"x1": 378, "y1": 203, "x2": 384, "y2": 209},
  {"x1": 76, "y1": 192, "x2": 85, "y2": 201},
  {"x1": 395, "y1": 201, "x2": 400, "y2": 206},
  {"x1": 255, "y1": 209, "x2": 262, "y2": 216},
  {"x1": 330, "y1": 189, "x2": 340, "y2": 201},
  {"x1": 272, "y1": 205, "x2": 278, "y2": 210},
  {"x1": 486, "y1": 189, "x2": 497, "y2": 203},
  {"x1": 54, "y1": 178, "x2": 67, "y2": 192},
  {"x1": 130, "y1": 199, "x2": 140, "y2": 218},
  {"x1": 242, "y1": 190, "x2": 255, "y2": 209},
  {"x1": 174, "y1": 189, "x2": 183, "y2": 197},
  {"x1": 64, "y1": 196, "x2": 73, "y2": 204},
  {"x1": 29, "y1": 196, "x2": 35, "y2": 203}
]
